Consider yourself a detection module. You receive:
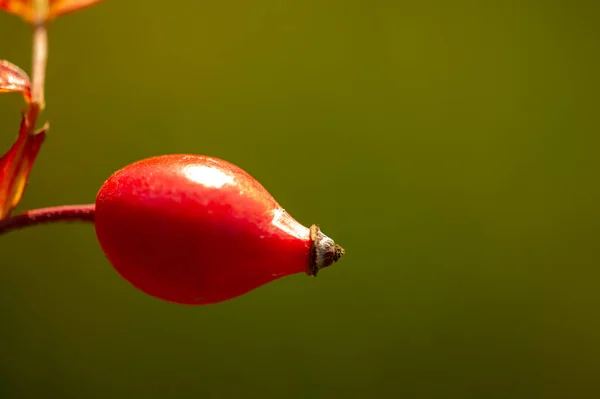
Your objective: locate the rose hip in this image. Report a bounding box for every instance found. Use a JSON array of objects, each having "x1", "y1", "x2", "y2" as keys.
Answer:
[{"x1": 93, "y1": 154, "x2": 344, "y2": 305}]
